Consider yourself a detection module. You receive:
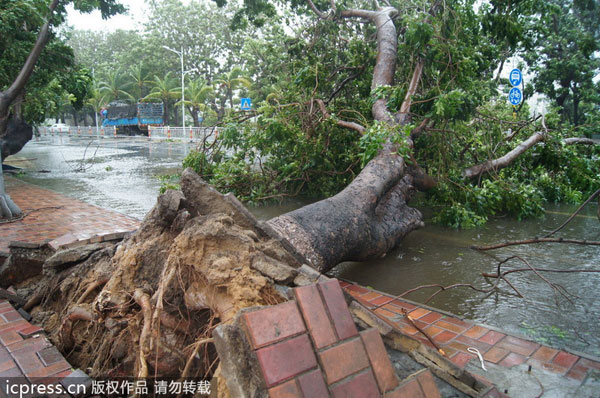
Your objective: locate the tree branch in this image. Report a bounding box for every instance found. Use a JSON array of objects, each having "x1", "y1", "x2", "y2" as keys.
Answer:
[
  {"x1": 316, "y1": 99, "x2": 366, "y2": 134},
  {"x1": 462, "y1": 131, "x2": 546, "y2": 178},
  {"x1": 306, "y1": 0, "x2": 328, "y2": 19},
  {"x1": 396, "y1": 59, "x2": 425, "y2": 125},
  {"x1": 471, "y1": 237, "x2": 600, "y2": 251},
  {"x1": 1, "y1": 0, "x2": 60, "y2": 110},
  {"x1": 563, "y1": 137, "x2": 600, "y2": 145}
]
